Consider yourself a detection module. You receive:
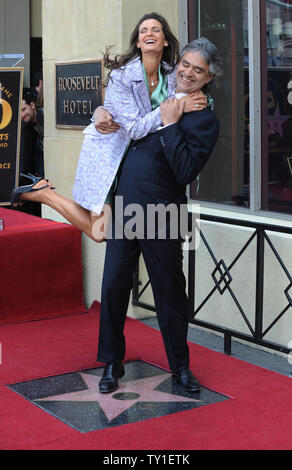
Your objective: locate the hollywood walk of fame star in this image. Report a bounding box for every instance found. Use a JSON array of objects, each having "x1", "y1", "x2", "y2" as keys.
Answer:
[
  {"x1": 268, "y1": 104, "x2": 291, "y2": 137},
  {"x1": 36, "y1": 372, "x2": 201, "y2": 422}
]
